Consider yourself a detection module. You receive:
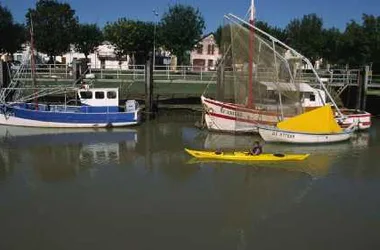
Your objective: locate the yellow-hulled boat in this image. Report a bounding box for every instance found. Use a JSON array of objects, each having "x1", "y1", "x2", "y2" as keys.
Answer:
[{"x1": 185, "y1": 148, "x2": 310, "y2": 161}]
